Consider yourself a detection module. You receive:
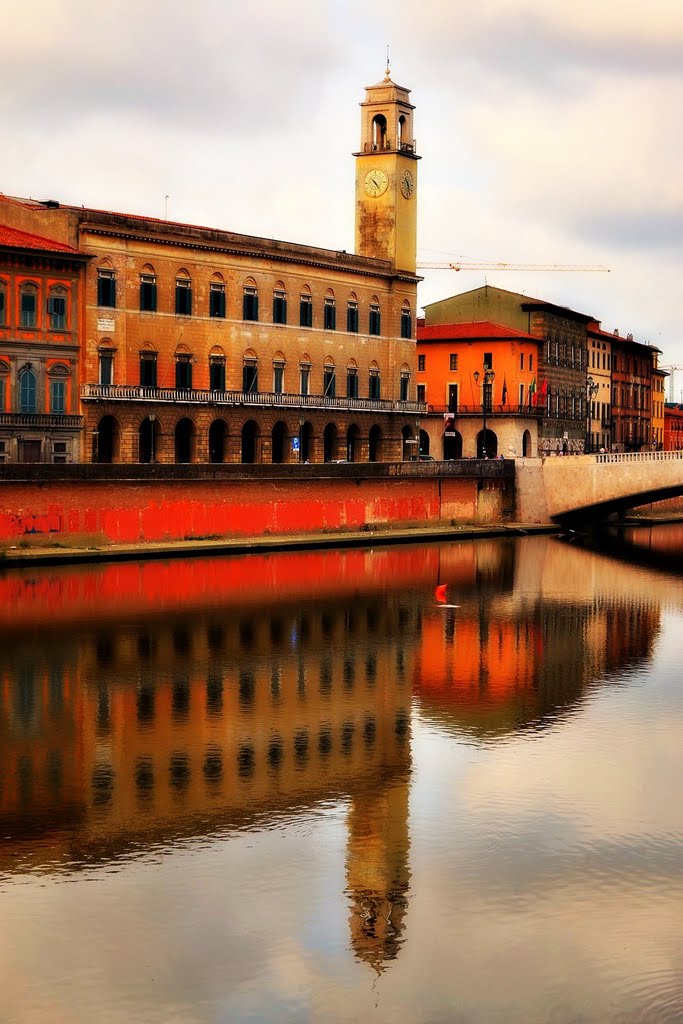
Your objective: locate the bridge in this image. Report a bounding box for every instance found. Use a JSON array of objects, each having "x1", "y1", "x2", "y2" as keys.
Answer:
[{"x1": 516, "y1": 450, "x2": 683, "y2": 526}]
